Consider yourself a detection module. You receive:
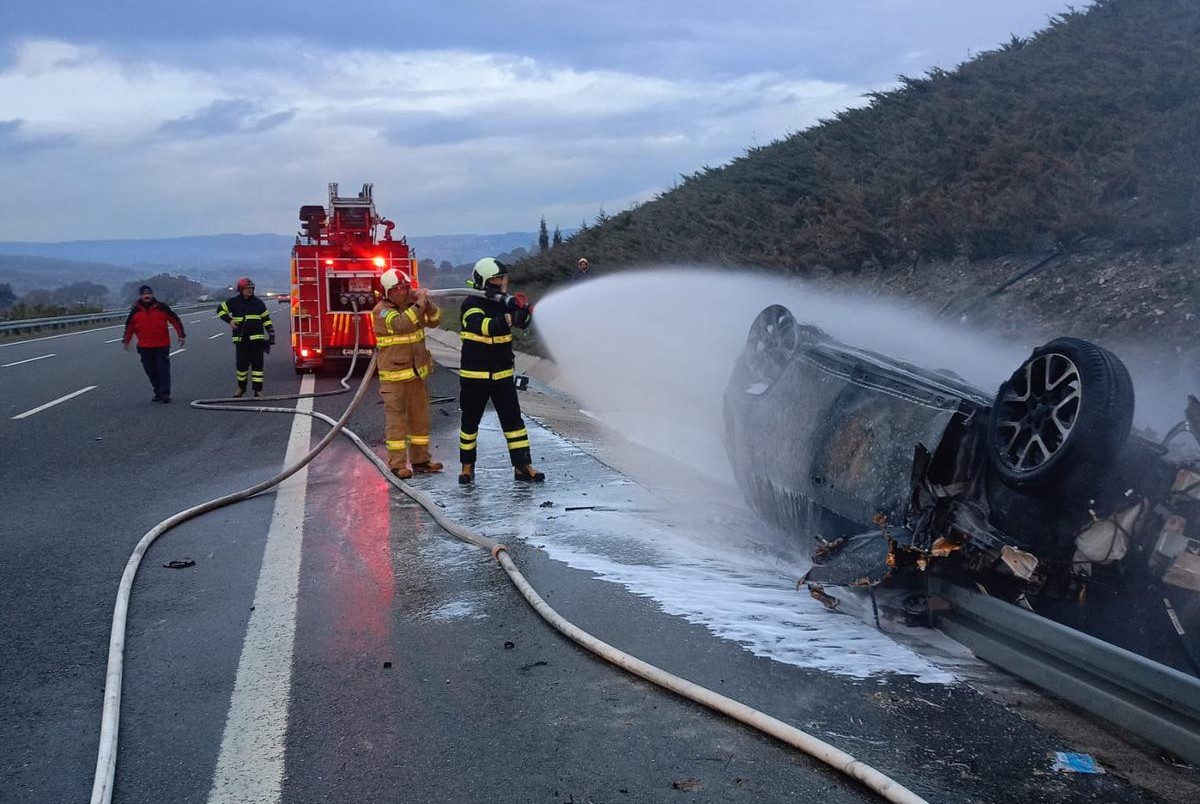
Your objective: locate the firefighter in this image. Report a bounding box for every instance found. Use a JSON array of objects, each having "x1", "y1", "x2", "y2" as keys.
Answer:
[
  {"x1": 457, "y1": 257, "x2": 544, "y2": 484},
  {"x1": 373, "y1": 267, "x2": 444, "y2": 479},
  {"x1": 217, "y1": 277, "x2": 275, "y2": 397}
]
